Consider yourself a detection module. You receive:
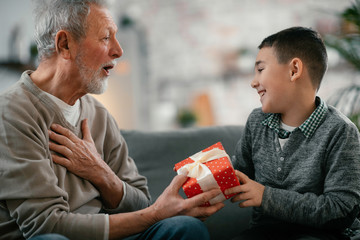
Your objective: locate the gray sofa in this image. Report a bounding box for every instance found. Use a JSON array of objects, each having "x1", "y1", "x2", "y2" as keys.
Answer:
[{"x1": 121, "y1": 125, "x2": 252, "y2": 240}]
